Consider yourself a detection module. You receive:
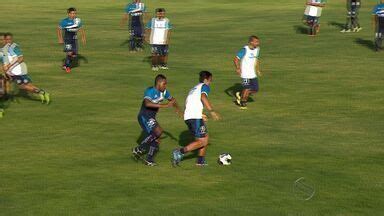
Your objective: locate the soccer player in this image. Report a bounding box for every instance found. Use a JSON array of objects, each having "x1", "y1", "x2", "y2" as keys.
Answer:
[
  {"x1": 172, "y1": 71, "x2": 221, "y2": 167},
  {"x1": 1, "y1": 33, "x2": 50, "y2": 104},
  {"x1": 57, "y1": 7, "x2": 86, "y2": 73},
  {"x1": 132, "y1": 74, "x2": 181, "y2": 166},
  {"x1": 233, "y1": 36, "x2": 261, "y2": 110},
  {"x1": 341, "y1": 0, "x2": 362, "y2": 33},
  {"x1": 145, "y1": 8, "x2": 172, "y2": 71},
  {"x1": 120, "y1": 0, "x2": 147, "y2": 52},
  {"x1": 372, "y1": 0, "x2": 384, "y2": 52},
  {"x1": 304, "y1": 0, "x2": 326, "y2": 36}
]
